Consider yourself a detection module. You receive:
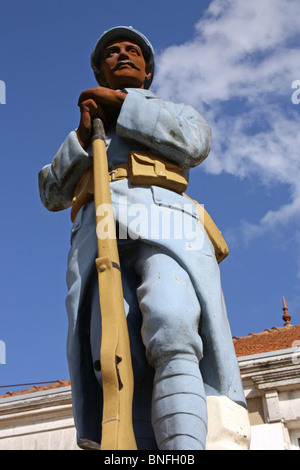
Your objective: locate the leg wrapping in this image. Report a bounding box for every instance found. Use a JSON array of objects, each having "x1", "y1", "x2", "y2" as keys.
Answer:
[{"x1": 152, "y1": 357, "x2": 207, "y2": 450}]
